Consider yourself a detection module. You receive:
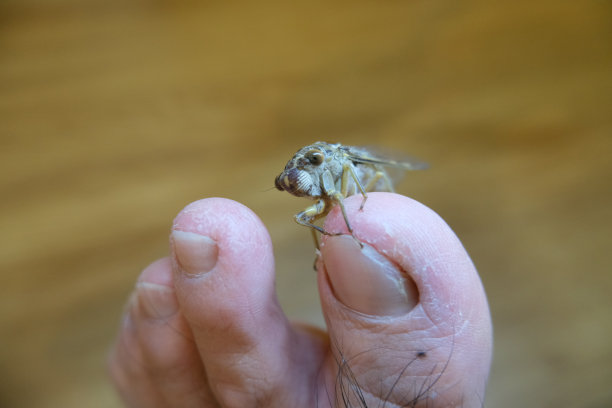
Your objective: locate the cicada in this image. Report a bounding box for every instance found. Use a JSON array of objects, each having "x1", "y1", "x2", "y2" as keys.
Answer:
[{"x1": 274, "y1": 142, "x2": 426, "y2": 247}]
